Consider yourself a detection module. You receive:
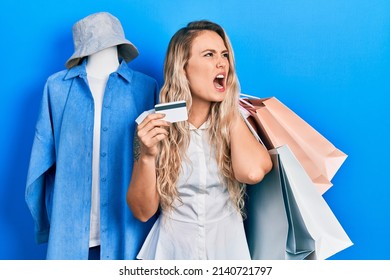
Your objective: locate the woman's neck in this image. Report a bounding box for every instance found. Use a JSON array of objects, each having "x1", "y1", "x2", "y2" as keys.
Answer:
[
  {"x1": 86, "y1": 46, "x2": 119, "y2": 79},
  {"x1": 188, "y1": 100, "x2": 211, "y2": 128}
]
